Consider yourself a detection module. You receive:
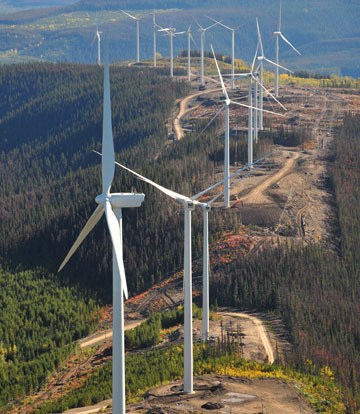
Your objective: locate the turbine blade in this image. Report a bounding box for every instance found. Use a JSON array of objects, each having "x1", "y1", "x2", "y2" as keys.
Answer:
[
  {"x1": 91, "y1": 34, "x2": 97, "y2": 46},
  {"x1": 205, "y1": 20, "x2": 221, "y2": 31},
  {"x1": 222, "y1": 72, "x2": 251, "y2": 77},
  {"x1": 175, "y1": 31, "x2": 186, "y2": 35},
  {"x1": 58, "y1": 205, "x2": 104, "y2": 272},
  {"x1": 105, "y1": 200, "x2": 128, "y2": 299},
  {"x1": 252, "y1": 74, "x2": 287, "y2": 110},
  {"x1": 102, "y1": 59, "x2": 115, "y2": 195},
  {"x1": 115, "y1": 160, "x2": 191, "y2": 203},
  {"x1": 207, "y1": 15, "x2": 233, "y2": 31},
  {"x1": 263, "y1": 56, "x2": 293, "y2": 72},
  {"x1": 119, "y1": 9, "x2": 138, "y2": 20},
  {"x1": 256, "y1": 18, "x2": 264, "y2": 56},
  {"x1": 230, "y1": 100, "x2": 285, "y2": 117},
  {"x1": 210, "y1": 44, "x2": 230, "y2": 103},
  {"x1": 279, "y1": 32, "x2": 301, "y2": 55},
  {"x1": 251, "y1": 43, "x2": 259, "y2": 72},
  {"x1": 195, "y1": 20, "x2": 204, "y2": 31},
  {"x1": 158, "y1": 27, "x2": 170, "y2": 32},
  {"x1": 278, "y1": 0, "x2": 282, "y2": 32},
  {"x1": 190, "y1": 33, "x2": 198, "y2": 48}
]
